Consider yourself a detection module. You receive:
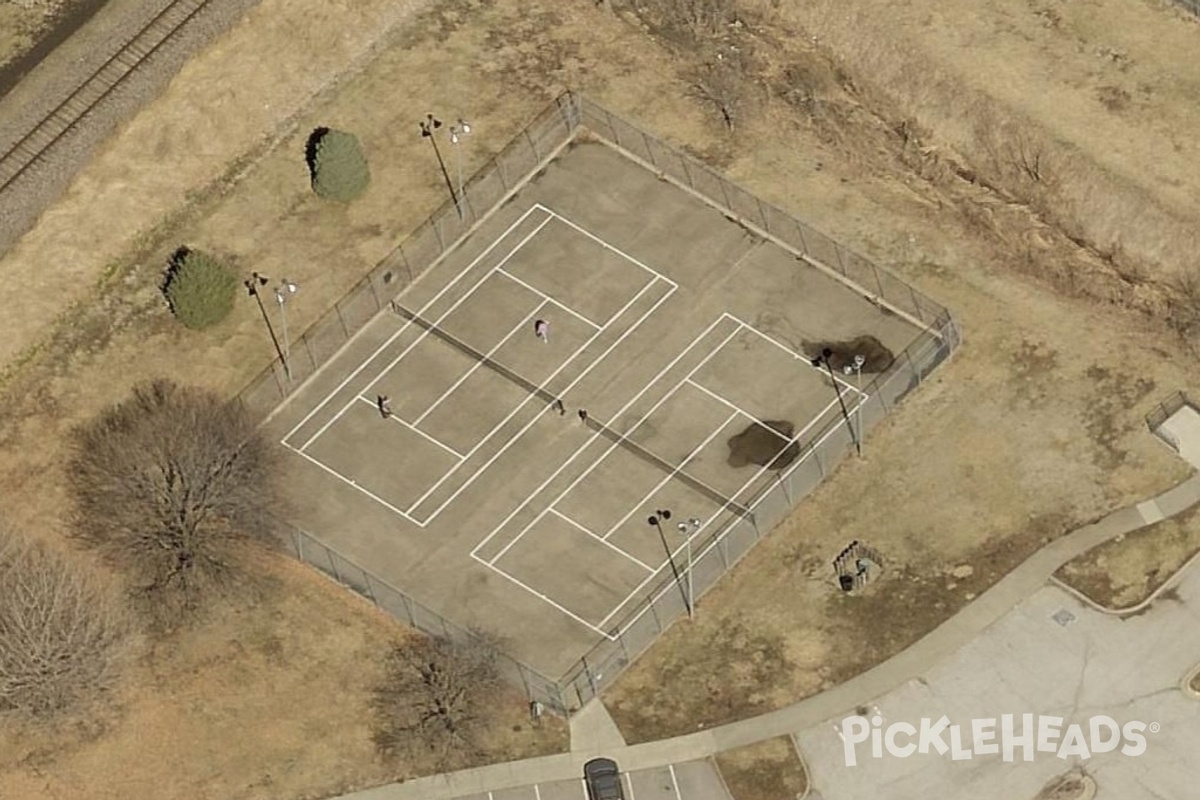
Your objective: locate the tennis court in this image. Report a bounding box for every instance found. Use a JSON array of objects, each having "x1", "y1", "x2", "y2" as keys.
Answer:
[{"x1": 267, "y1": 141, "x2": 927, "y2": 676}]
